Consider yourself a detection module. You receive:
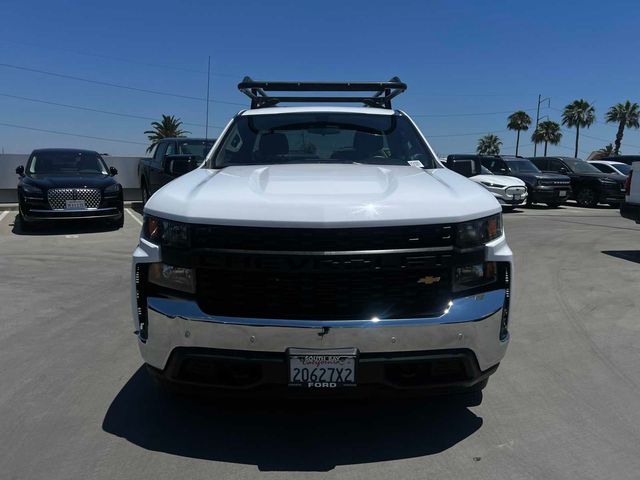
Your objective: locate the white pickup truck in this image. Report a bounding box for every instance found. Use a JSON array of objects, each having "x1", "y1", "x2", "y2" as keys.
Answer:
[
  {"x1": 131, "y1": 78, "x2": 512, "y2": 398},
  {"x1": 621, "y1": 162, "x2": 640, "y2": 223}
]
